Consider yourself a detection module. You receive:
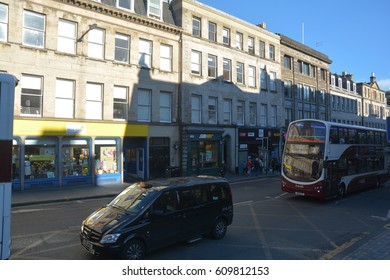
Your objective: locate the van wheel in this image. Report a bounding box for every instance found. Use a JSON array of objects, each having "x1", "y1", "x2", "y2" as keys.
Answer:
[
  {"x1": 211, "y1": 218, "x2": 227, "y2": 239},
  {"x1": 121, "y1": 239, "x2": 145, "y2": 260}
]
